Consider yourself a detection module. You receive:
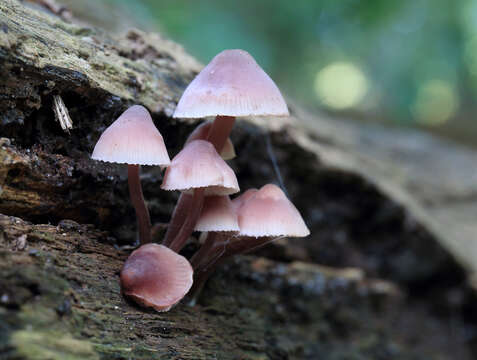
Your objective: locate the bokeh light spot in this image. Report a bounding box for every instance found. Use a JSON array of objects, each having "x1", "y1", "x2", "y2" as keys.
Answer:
[
  {"x1": 314, "y1": 62, "x2": 368, "y2": 110},
  {"x1": 412, "y1": 80, "x2": 459, "y2": 126}
]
